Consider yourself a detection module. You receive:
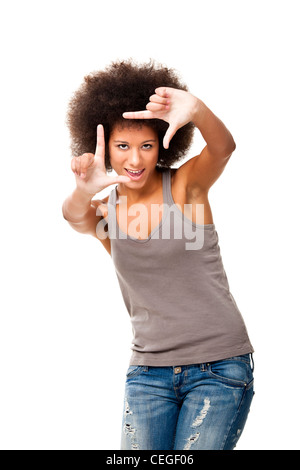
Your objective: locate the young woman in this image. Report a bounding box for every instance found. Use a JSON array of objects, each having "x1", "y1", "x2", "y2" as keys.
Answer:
[{"x1": 62, "y1": 60, "x2": 254, "y2": 450}]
